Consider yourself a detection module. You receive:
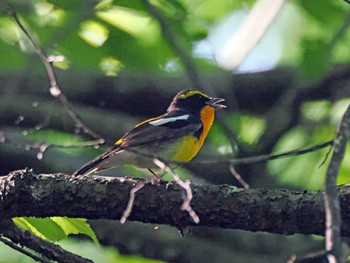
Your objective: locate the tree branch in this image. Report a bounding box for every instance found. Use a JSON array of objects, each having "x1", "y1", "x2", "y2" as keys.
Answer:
[
  {"x1": 0, "y1": 219, "x2": 92, "y2": 263},
  {"x1": 2, "y1": 169, "x2": 350, "y2": 237},
  {"x1": 0, "y1": 235, "x2": 50, "y2": 263},
  {"x1": 324, "y1": 104, "x2": 350, "y2": 262}
]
